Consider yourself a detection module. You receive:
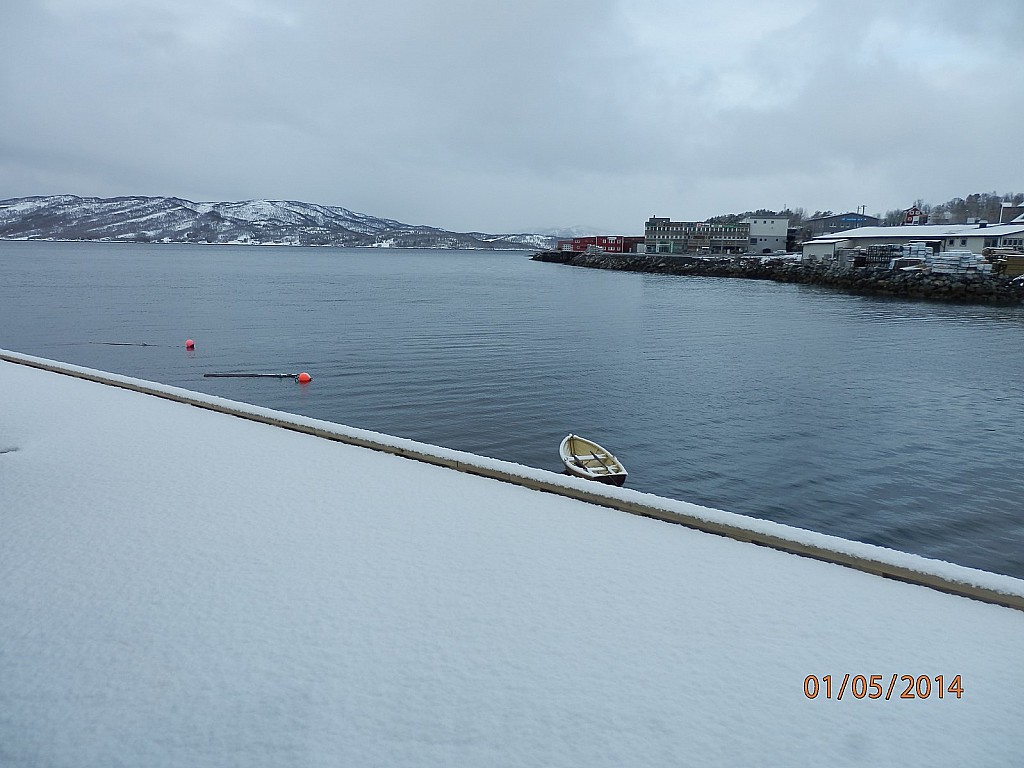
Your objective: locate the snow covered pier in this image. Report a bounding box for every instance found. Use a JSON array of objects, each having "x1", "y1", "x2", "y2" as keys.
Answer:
[{"x1": 2, "y1": 350, "x2": 1023, "y2": 766}]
